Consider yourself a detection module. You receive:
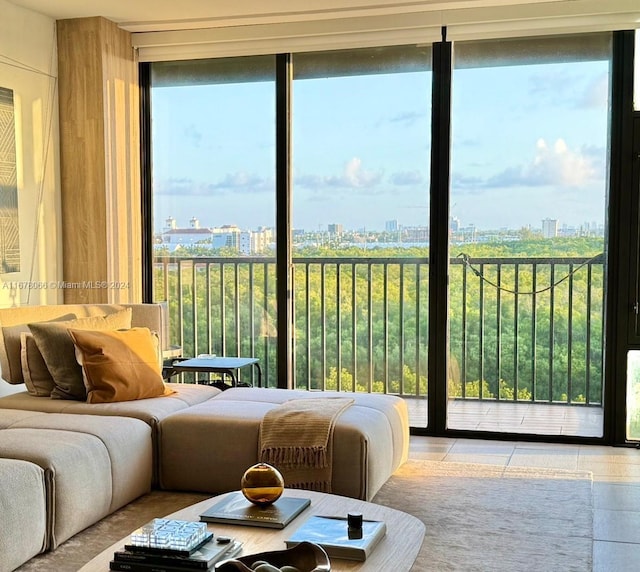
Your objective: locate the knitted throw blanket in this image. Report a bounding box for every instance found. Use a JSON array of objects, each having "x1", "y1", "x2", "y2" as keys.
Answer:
[{"x1": 259, "y1": 397, "x2": 354, "y2": 492}]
